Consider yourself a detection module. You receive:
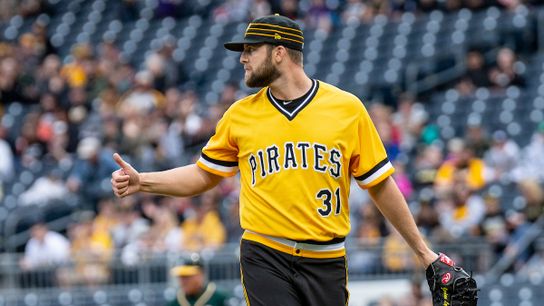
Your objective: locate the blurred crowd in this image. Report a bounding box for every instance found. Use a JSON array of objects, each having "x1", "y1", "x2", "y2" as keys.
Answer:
[
  {"x1": 0, "y1": 0, "x2": 543, "y2": 296},
  {"x1": 211, "y1": 0, "x2": 534, "y2": 33}
]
